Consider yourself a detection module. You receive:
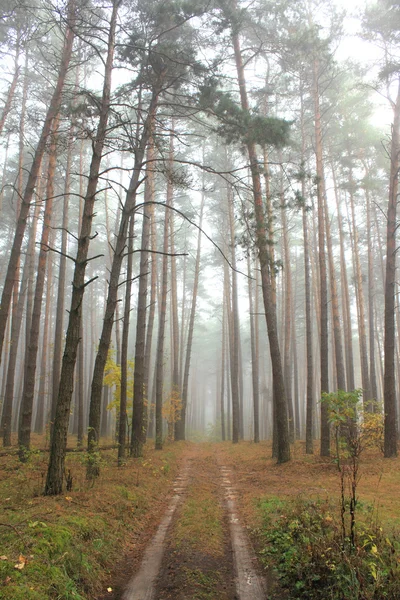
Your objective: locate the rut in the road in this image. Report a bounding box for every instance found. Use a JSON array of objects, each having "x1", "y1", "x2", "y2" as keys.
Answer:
[{"x1": 120, "y1": 446, "x2": 266, "y2": 600}]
